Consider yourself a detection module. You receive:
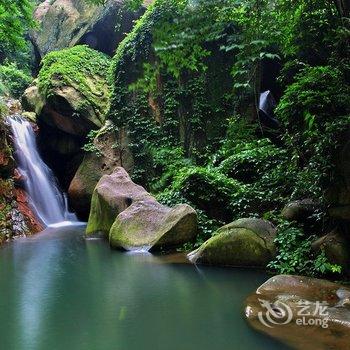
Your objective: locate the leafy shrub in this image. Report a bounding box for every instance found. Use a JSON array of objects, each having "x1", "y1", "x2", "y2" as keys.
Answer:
[
  {"x1": 276, "y1": 65, "x2": 350, "y2": 198},
  {"x1": 268, "y1": 222, "x2": 342, "y2": 276},
  {"x1": 277, "y1": 66, "x2": 350, "y2": 132},
  {"x1": 218, "y1": 138, "x2": 287, "y2": 183},
  {"x1": 169, "y1": 166, "x2": 245, "y2": 223},
  {"x1": 0, "y1": 62, "x2": 31, "y2": 98}
]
